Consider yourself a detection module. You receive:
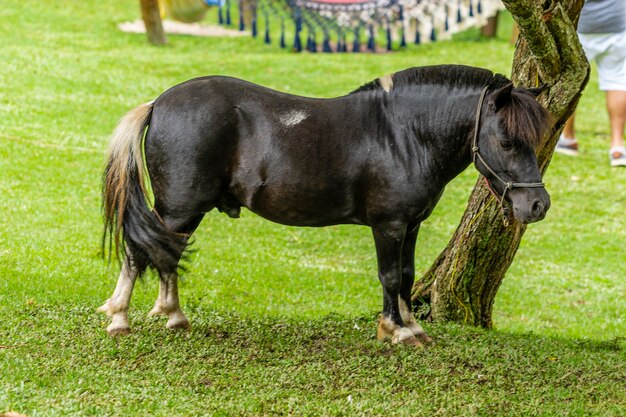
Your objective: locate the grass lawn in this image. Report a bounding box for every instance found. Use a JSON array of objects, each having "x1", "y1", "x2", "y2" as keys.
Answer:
[{"x1": 0, "y1": 1, "x2": 624, "y2": 416}]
